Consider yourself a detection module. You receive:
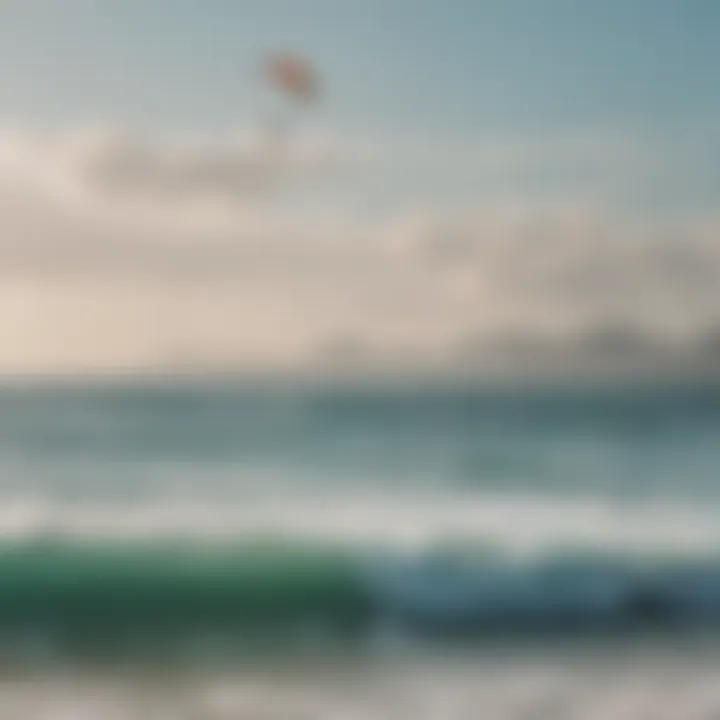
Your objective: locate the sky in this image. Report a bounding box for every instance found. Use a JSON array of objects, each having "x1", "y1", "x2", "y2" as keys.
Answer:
[{"x1": 0, "y1": 0, "x2": 719, "y2": 375}]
